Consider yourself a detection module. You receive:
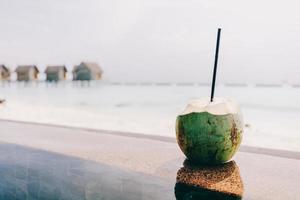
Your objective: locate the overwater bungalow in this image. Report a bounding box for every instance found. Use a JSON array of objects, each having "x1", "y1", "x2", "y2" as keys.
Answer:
[
  {"x1": 45, "y1": 66, "x2": 67, "y2": 81},
  {"x1": 15, "y1": 65, "x2": 39, "y2": 81},
  {"x1": 0, "y1": 65, "x2": 10, "y2": 81},
  {"x1": 72, "y1": 62, "x2": 102, "y2": 81}
]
